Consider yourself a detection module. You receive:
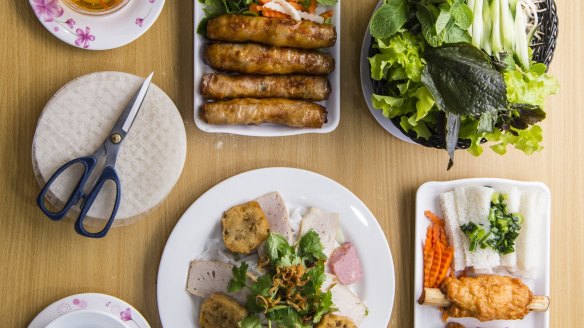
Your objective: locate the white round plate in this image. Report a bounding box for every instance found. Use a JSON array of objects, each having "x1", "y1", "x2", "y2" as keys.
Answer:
[
  {"x1": 28, "y1": 293, "x2": 150, "y2": 328},
  {"x1": 359, "y1": 1, "x2": 414, "y2": 144},
  {"x1": 157, "y1": 167, "x2": 395, "y2": 327},
  {"x1": 29, "y1": 0, "x2": 165, "y2": 50}
]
